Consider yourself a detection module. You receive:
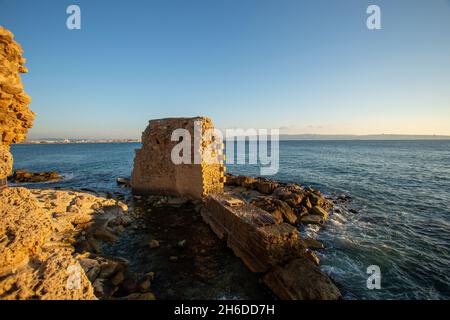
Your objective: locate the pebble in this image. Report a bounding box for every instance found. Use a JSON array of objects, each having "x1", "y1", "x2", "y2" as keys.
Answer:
[{"x1": 148, "y1": 239, "x2": 160, "y2": 248}]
